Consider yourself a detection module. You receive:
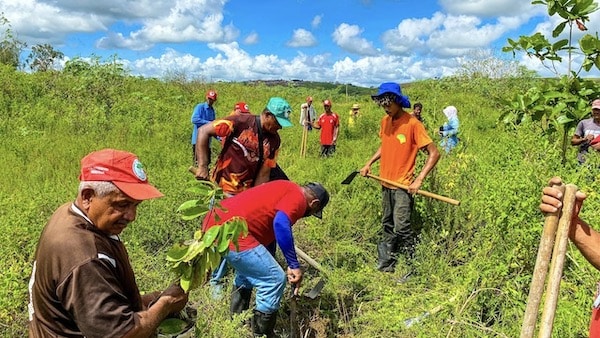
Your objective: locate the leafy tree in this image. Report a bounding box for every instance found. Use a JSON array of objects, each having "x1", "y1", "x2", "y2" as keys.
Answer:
[
  {"x1": 26, "y1": 43, "x2": 64, "y2": 72},
  {"x1": 0, "y1": 13, "x2": 26, "y2": 69},
  {"x1": 502, "y1": 0, "x2": 600, "y2": 163}
]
